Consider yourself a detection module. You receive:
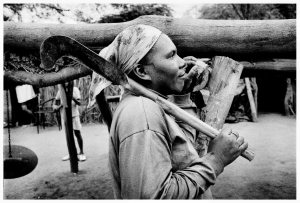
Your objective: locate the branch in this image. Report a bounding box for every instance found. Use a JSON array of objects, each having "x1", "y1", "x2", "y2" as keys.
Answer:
[
  {"x1": 232, "y1": 4, "x2": 244, "y2": 20},
  {"x1": 42, "y1": 4, "x2": 69, "y2": 13},
  {"x1": 4, "y1": 65, "x2": 92, "y2": 88}
]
